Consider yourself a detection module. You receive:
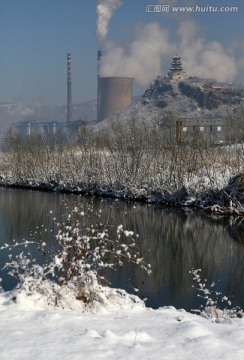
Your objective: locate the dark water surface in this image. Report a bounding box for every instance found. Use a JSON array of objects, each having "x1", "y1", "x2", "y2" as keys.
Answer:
[{"x1": 0, "y1": 187, "x2": 244, "y2": 312}]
